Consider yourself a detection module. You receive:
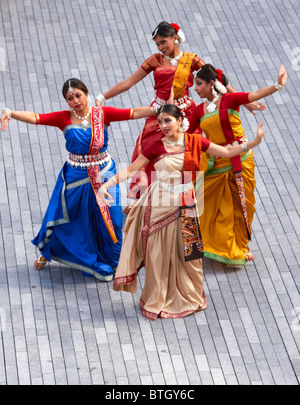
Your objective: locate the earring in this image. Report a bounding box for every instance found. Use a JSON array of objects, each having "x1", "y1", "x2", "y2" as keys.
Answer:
[
  {"x1": 175, "y1": 39, "x2": 179, "y2": 44},
  {"x1": 211, "y1": 86, "x2": 218, "y2": 98}
]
